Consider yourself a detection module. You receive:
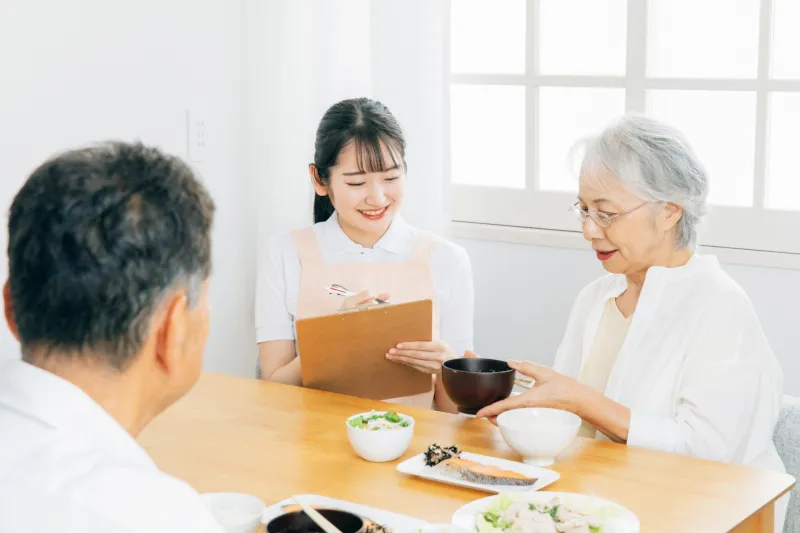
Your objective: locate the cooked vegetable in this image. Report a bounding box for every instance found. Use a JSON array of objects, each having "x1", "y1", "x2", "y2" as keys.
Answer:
[
  {"x1": 348, "y1": 411, "x2": 410, "y2": 430},
  {"x1": 476, "y1": 495, "x2": 615, "y2": 533}
]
